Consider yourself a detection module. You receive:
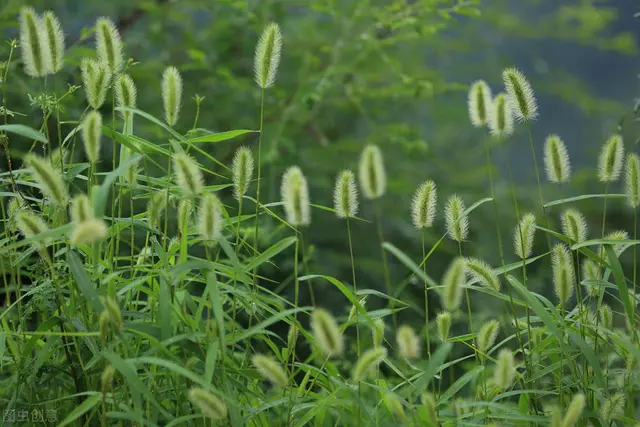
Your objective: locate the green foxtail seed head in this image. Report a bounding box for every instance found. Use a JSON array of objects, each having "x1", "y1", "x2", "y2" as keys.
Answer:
[
  {"x1": 598, "y1": 134, "x2": 624, "y2": 183},
  {"x1": 198, "y1": 193, "x2": 223, "y2": 244},
  {"x1": 252, "y1": 354, "x2": 288, "y2": 388},
  {"x1": 43, "y1": 11, "x2": 64, "y2": 74},
  {"x1": 348, "y1": 297, "x2": 366, "y2": 323},
  {"x1": 444, "y1": 194, "x2": 468, "y2": 242},
  {"x1": 468, "y1": 80, "x2": 492, "y2": 127},
  {"x1": 502, "y1": 68, "x2": 538, "y2": 122},
  {"x1": 287, "y1": 324, "x2": 298, "y2": 350},
  {"x1": 147, "y1": 190, "x2": 167, "y2": 229},
  {"x1": 421, "y1": 393, "x2": 438, "y2": 426},
  {"x1": 626, "y1": 352, "x2": 638, "y2": 375},
  {"x1": 281, "y1": 166, "x2": 311, "y2": 226},
  {"x1": 561, "y1": 209, "x2": 587, "y2": 243},
  {"x1": 600, "y1": 304, "x2": 613, "y2": 330},
  {"x1": 254, "y1": 22, "x2": 282, "y2": 89},
  {"x1": 101, "y1": 296, "x2": 122, "y2": 331},
  {"x1": 25, "y1": 154, "x2": 68, "y2": 206},
  {"x1": 7, "y1": 198, "x2": 24, "y2": 231},
  {"x1": 544, "y1": 134, "x2": 571, "y2": 183},
  {"x1": 178, "y1": 199, "x2": 192, "y2": 234},
  {"x1": 99, "y1": 310, "x2": 110, "y2": 343},
  {"x1": 561, "y1": 393, "x2": 585, "y2": 427},
  {"x1": 600, "y1": 393, "x2": 625, "y2": 425},
  {"x1": 494, "y1": 348, "x2": 515, "y2": 390},
  {"x1": 477, "y1": 319, "x2": 500, "y2": 355},
  {"x1": 372, "y1": 318, "x2": 385, "y2": 348},
  {"x1": 442, "y1": 257, "x2": 466, "y2": 312},
  {"x1": 82, "y1": 110, "x2": 102, "y2": 163},
  {"x1": 514, "y1": 213, "x2": 536, "y2": 259},
  {"x1": 352, "y1": 347, "x2": 387, "y2": 382},
  {"x1": 488, "y1": 92, "x2": 514, "y2": 138},
  {"x1": 70, "y1": 193, "x2": 93, "y2": 223},
  {"x1": 598, "y1": 229, "x2": 629, "y2": 260},
  {"x1": 188, "y1": 388, "x2": 227, "y2": 421},
  {"x1": 115, "y1": 74, "x2": 137, "y2": 121},
  {"x1": 162, "y1": 66, "x2": 183, "y2": 126},
  {"x1": 625, "y1": 153, "x2": 640, "y2": 208},
  {"x1": 16, "y1": 211, "x2": 49, "y2": 247},
  {"x1": 71, "y1": 219, "x2": 108, "y2": 245},
  {"x1": 552, "y1": 243, "x2": 574, "y2": 306},
  {"x1": 81, "y1": 57, "x2": 111, "y2": 109},
  {"x1": 95, "y1": 17, "x2": 123, "y2": 74},
  {"x1": 396, "y1": 325, "x2": 420, "y2": 359},
  {"x1": 101, "y1": 365, "x2": 115, "y2": 395},
  {"x1": 581, "y1": 259, "x2": 600, "y2": 297},
  {"x1": 411, "y1": 181, "x2": 437, "y2": 229},
  {"x1": 465, "y1": 257, "x2": 500, "y2": 291},
  {"x1": 383, "y1": 394, "x2": 407, "y2": 422},
  {"x1": 437, "y1": 311, "x2": 452, "y2": 342},
  {"x1": 173, "y1": 152, "x2": 204, "y2": 196},
  {"x1": 232, "y1": 146, "x2": 254, "y2": 200},
  {"x1": 358, "y1": 144, "x2": 386, "y2": 200},
  {"x1": 19, "y1": 7, "x2": 48, "y2": 78},
  {"x1": 334, "y1": 169, "x2": 358, "y2": 219},
  {"x1": 310, "y1": 308, "x2": 343, "y2": 357}
]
